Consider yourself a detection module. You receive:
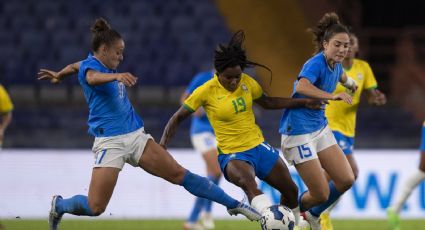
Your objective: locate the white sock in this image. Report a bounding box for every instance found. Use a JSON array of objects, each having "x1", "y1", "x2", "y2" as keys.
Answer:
[
  {"x1": 251, "y1": 194, "x2": 273, "y2": 214},
  {"x1": 392, "y1": 169, "x2": 425, "y2": 213},
  {"x1": 291, "y1": 206, "x2": 300, "y2": 225}
]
